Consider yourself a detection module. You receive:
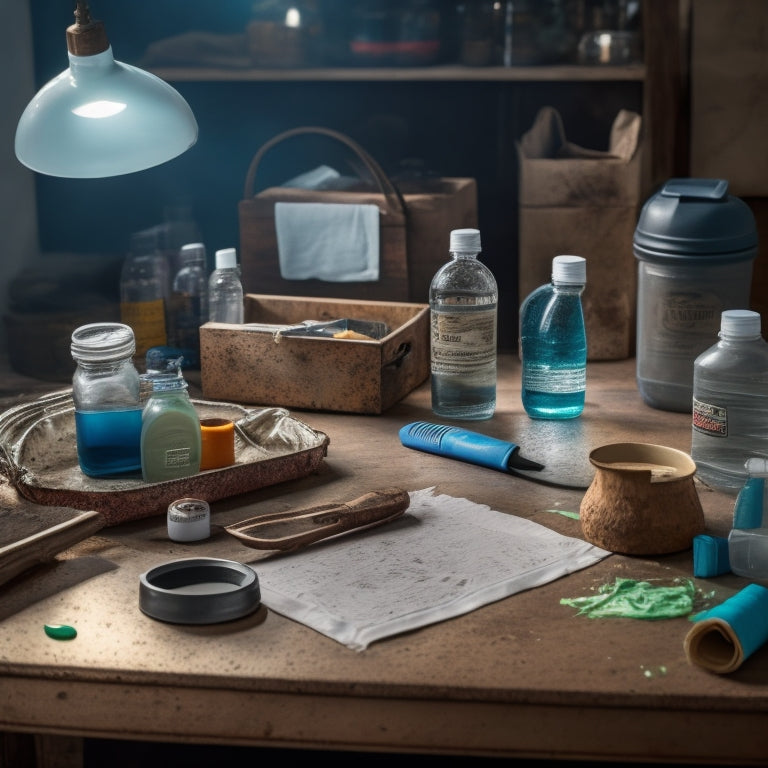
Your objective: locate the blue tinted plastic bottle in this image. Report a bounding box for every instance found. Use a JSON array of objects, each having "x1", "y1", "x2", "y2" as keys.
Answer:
[
  {"x1": 430, "y1": 228, "x2": 498, "y2": 420},
  {"x1": 520, "y1": 254, "x2": 587, "y2": 419},
  {"x1": 71, "y1": 322, "x2": 143, "y2": 477}
]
